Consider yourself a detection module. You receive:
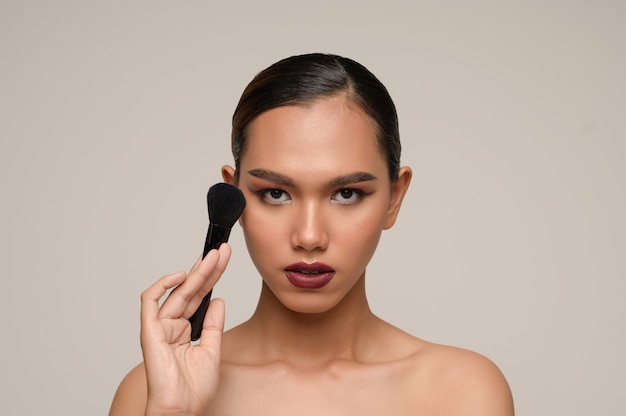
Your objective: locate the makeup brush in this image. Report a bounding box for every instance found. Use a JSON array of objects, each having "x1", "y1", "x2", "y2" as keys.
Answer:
[{"x1": 189, "y1": 182, "x2": 246, "y2": 341}]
